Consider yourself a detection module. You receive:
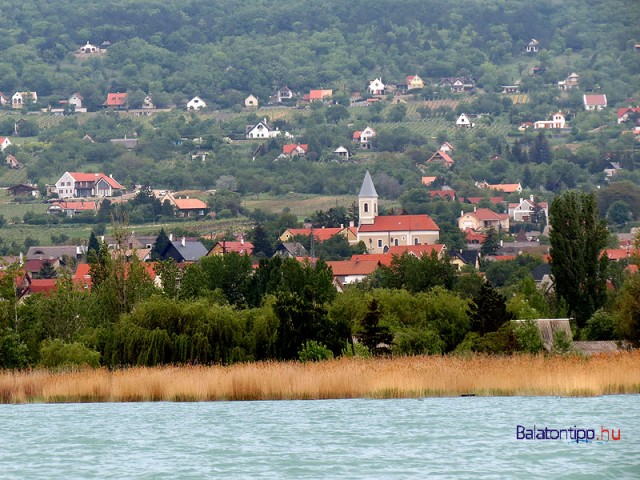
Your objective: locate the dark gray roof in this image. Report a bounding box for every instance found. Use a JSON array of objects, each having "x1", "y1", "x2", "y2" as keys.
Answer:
[
  {"x1": 358, "y1": 170, "x2": 378, "y2": 198},
  {"x1": 275, "y1": 242, "x2": 309, "y2": 257},
  {"x1": 27, "y1": 245, "x2": 85, "y2": 260},
  {"x1": 531, "y1": 263, "x2": 551, "y2": 282},
  {"x1": 448, "y1": 250, "x2": 480, "y2": 265},
  {"x1": 110, "y1": 138, "x2": 138, "y2": 149},
  {"x1": 168, "y1": 240, "x2": 208, "y2": 261}
]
